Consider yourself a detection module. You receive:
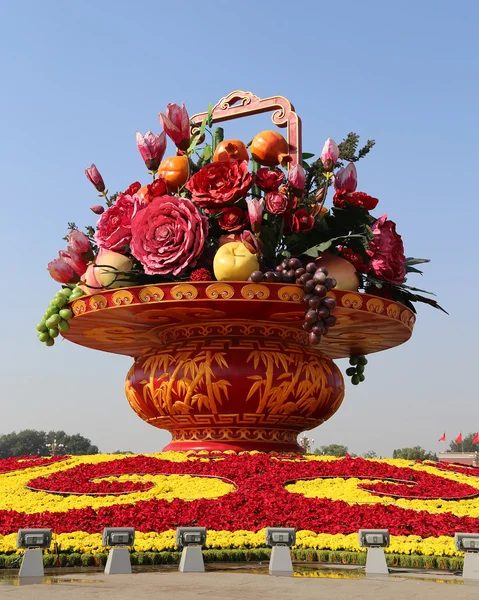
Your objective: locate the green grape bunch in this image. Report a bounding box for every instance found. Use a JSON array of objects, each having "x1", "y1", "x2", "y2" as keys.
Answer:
[
  {"x1": 346, "y1": 355, "x2": 368, "y2": 385},
  {"x1": 36, "y1": 286, "x2": 85, "y2": 347}
]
